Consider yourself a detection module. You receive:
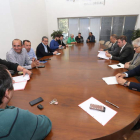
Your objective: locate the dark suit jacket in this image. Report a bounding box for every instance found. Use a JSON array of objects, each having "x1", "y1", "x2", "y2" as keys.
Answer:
[
  {"x1": 36, "y1": 43, "x2": 54, "y2": 59},
  {"x1": 87, "y1": 35, "x2": 95, "y2": 42},
  {"x1": 126, "y1": 64, "x2": 140, "y2": 91},
  {"x1": 112, "y1": 43, "x2": 134, "y2": 64},
  {"x1": 75, "y1": 36, "x2": 84, "y2": 43},
  {"x1": 104, "y1": 42, "x2": 120, "y2": 56},
  {"x1": 57, "y1": 40, "x2": 66, "y2": 46}
]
